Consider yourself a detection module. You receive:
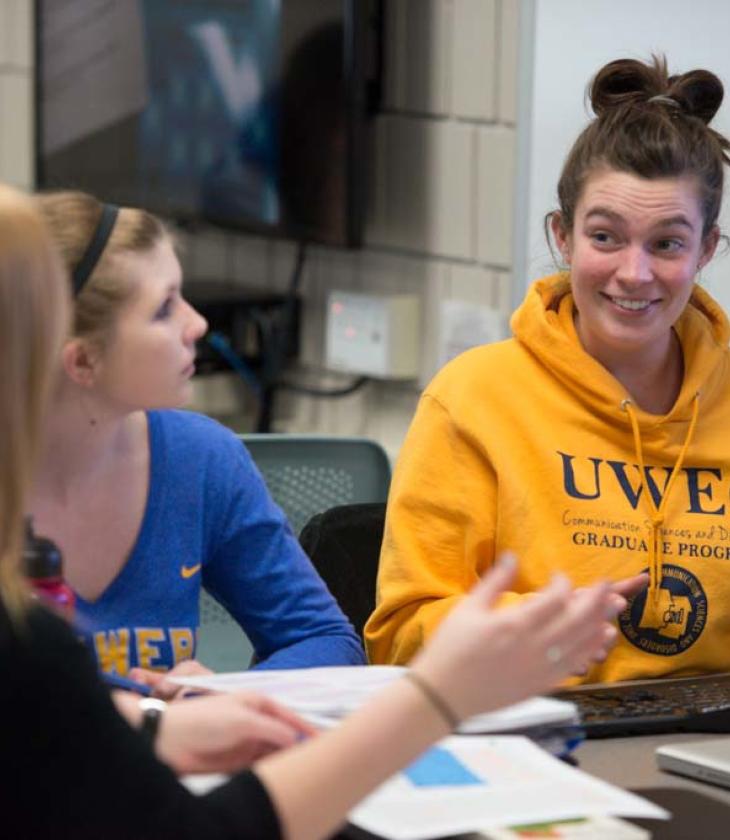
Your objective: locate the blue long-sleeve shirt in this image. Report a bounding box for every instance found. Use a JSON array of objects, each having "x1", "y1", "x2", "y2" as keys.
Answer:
[{"x1": 75, "y1": 410, "x2": 365, "y2": 672}]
